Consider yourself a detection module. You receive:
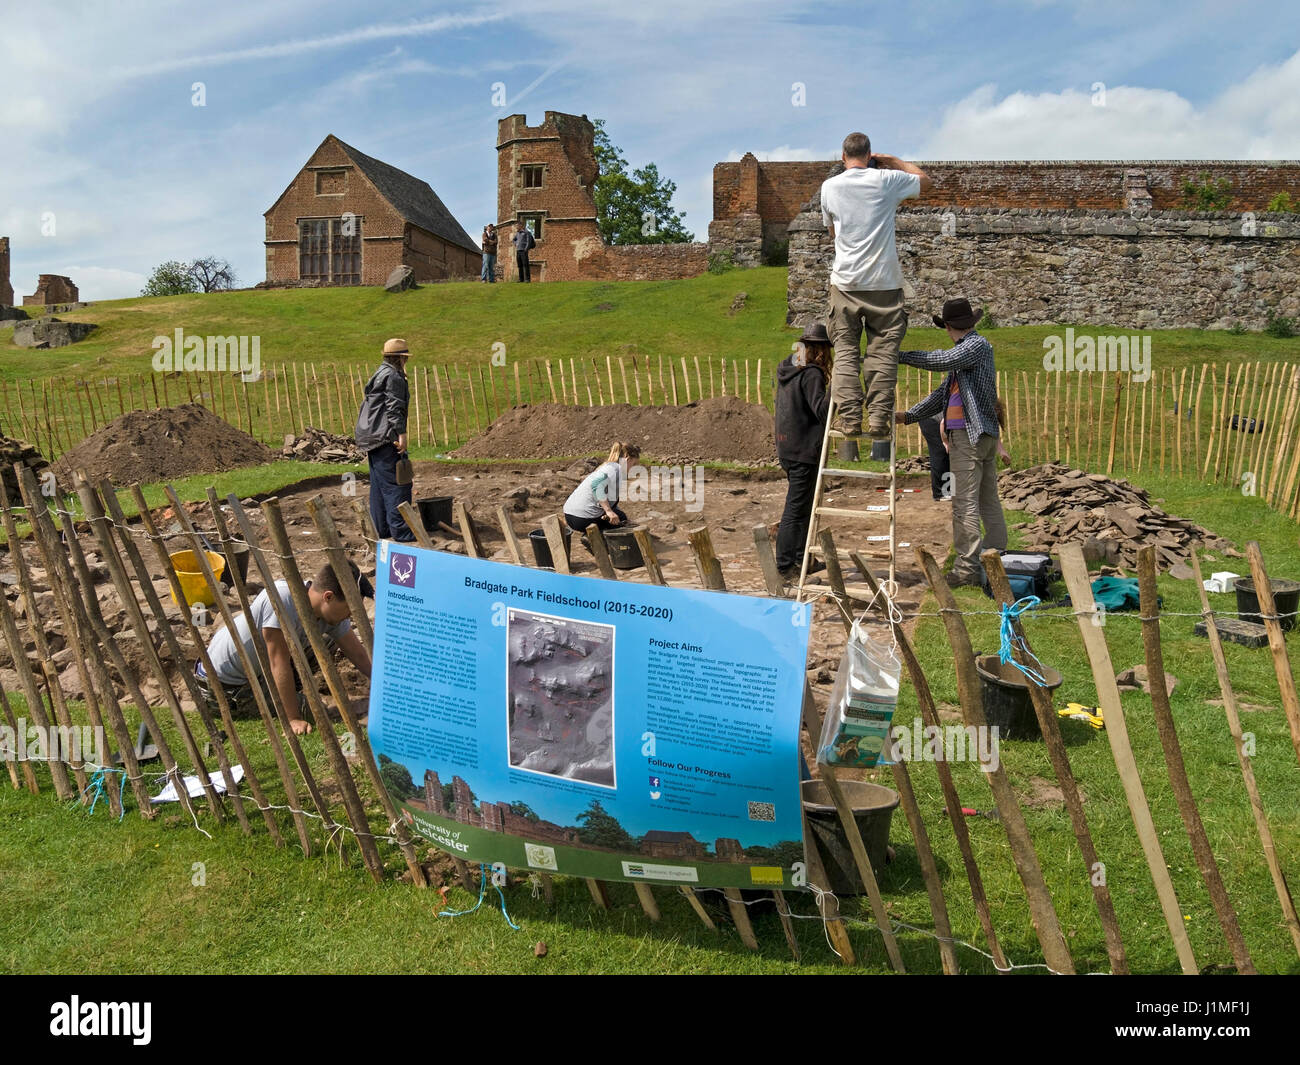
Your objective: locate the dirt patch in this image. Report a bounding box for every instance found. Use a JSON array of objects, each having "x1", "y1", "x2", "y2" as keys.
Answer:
[
  {"x1": 452, "y1": 397, "x2": 776, "y2": 465},
  {"x1": 53, "y1": 404, "x2": 272, "y2": 489},
  {"x1": 1021, "y1": 775, "x2": 1086, "y2": 808}
]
